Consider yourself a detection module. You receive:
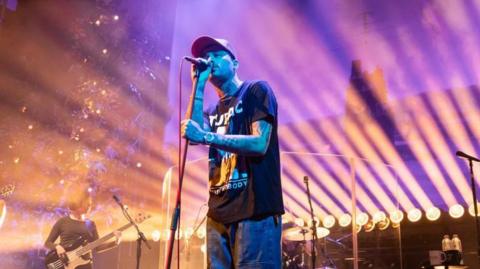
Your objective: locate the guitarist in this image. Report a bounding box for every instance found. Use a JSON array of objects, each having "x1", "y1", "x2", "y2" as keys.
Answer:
[{"x1": 44, "y1": 191, "x2": 121, "y2": 269}]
